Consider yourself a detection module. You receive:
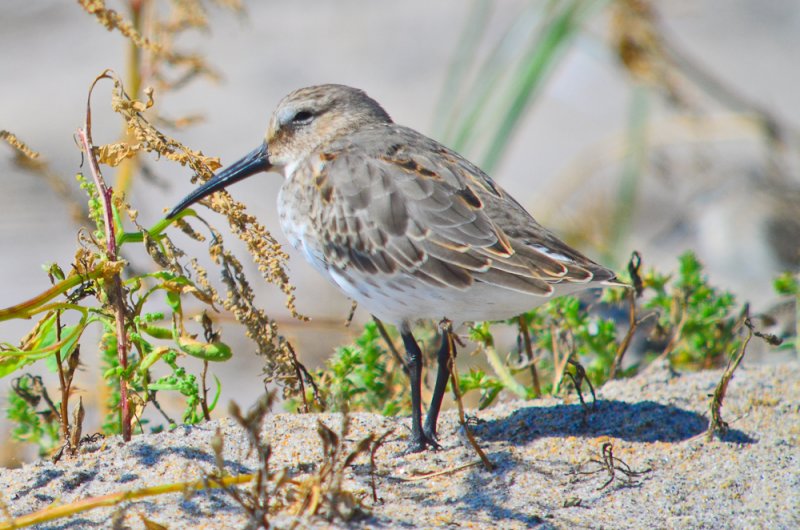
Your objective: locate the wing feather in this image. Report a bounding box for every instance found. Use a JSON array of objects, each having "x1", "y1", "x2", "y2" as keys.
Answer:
[{"x1": 302, "y1": 125, "x2": 617, "y2": 298}]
